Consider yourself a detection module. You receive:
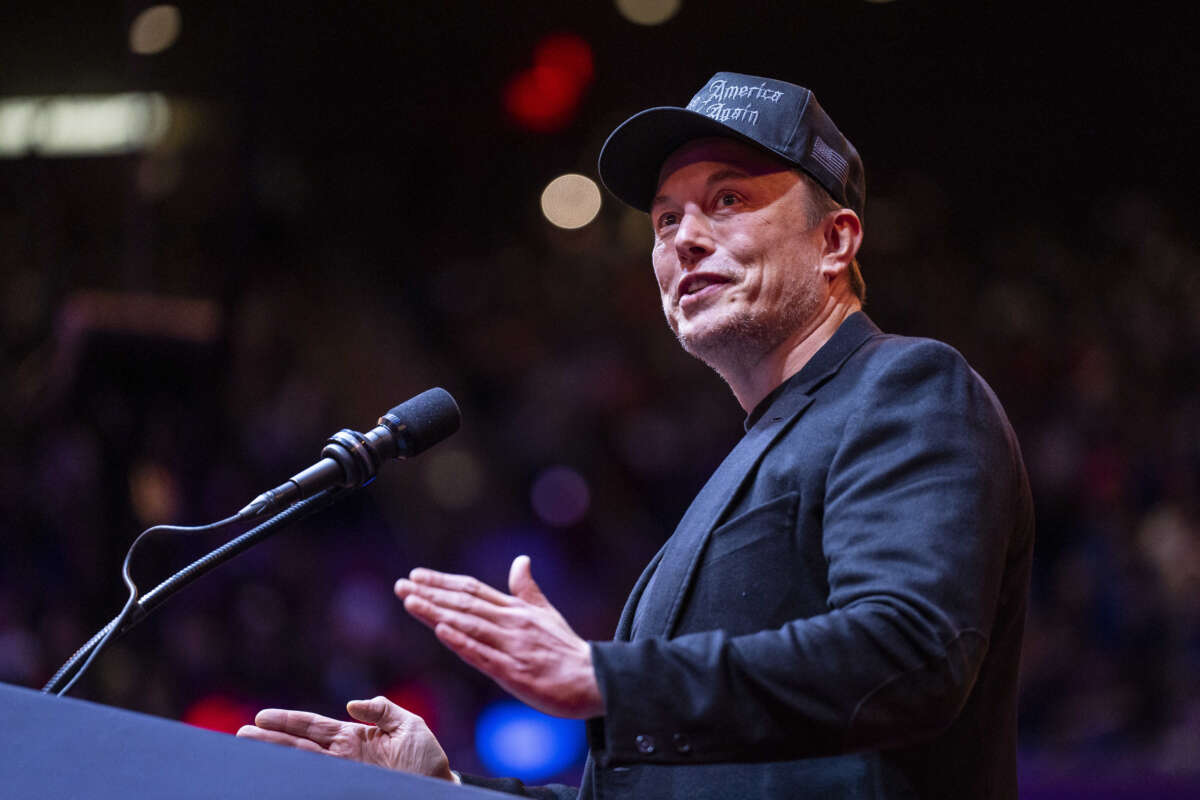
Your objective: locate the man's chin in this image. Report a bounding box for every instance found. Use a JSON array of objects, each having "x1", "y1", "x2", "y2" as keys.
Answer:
[
  {"x1": 677, "y1": 324, "x2": 750, "y2": 366},
  {"x1": 674, "y1": 310, "x2": 733, "y2": 350},
  {"x1": 674, "y1": 314, "x2": 783, "y2": 372}
]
